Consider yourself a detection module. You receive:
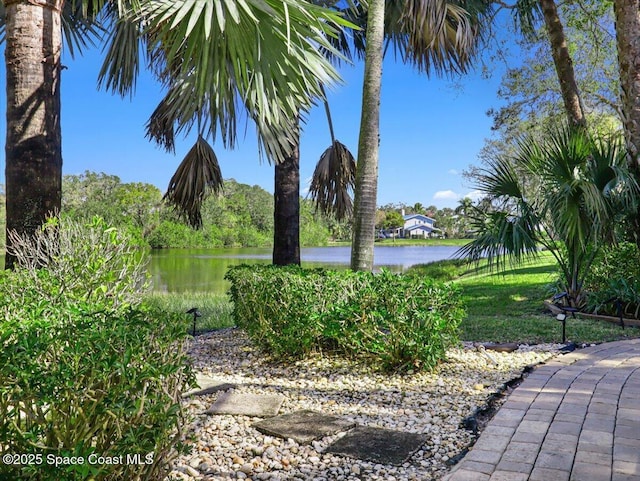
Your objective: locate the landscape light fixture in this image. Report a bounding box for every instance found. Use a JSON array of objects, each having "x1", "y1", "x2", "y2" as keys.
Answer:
[{"x1": 186, "y1": 307, "x2": 202, "y2": 337}]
